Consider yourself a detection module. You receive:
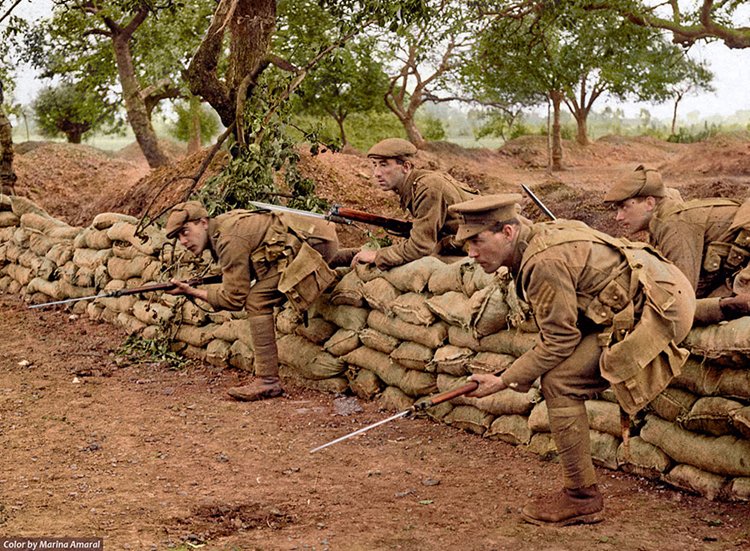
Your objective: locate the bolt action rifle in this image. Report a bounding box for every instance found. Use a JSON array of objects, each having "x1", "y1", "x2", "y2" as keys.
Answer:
[
  {"x1": 248, "y1": 201, "x2": 412, "y2": 237},
  {"x1": 28, "y1": 274, "x2": 223, "y2": 309}
]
